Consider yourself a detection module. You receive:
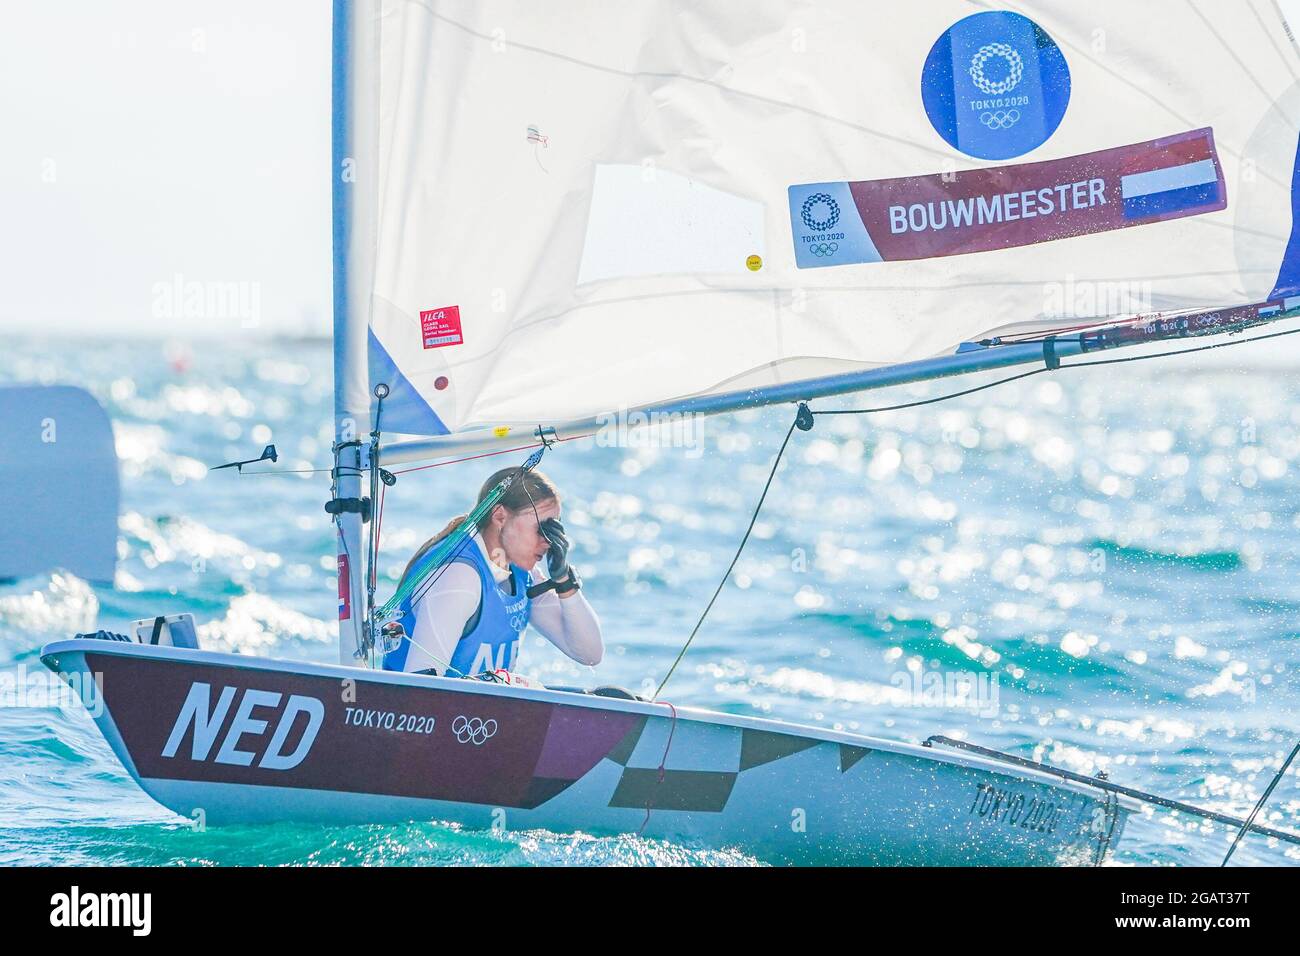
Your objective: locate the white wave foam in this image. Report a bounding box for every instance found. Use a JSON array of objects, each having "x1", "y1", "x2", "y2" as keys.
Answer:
[
  {"x1": 0, "y1": 573, "x2": 98, "y2": 640},
  {"x1": 196, "y1": 594, "x2": 334, "y2": 656}
]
